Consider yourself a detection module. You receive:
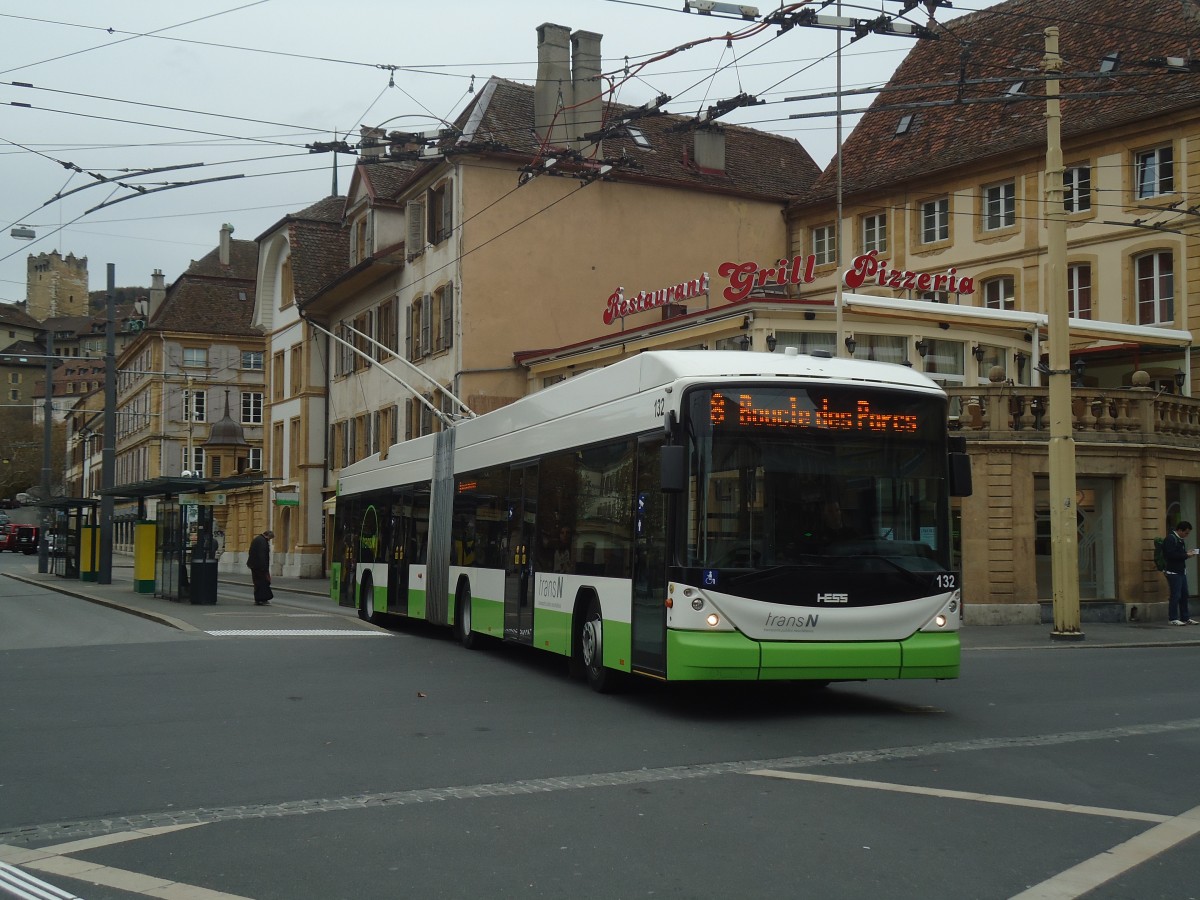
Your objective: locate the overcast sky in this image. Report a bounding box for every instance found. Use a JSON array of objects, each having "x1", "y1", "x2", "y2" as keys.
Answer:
[{"x1": 0, "y1": 0, "x2": 996, "y2": 303}]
